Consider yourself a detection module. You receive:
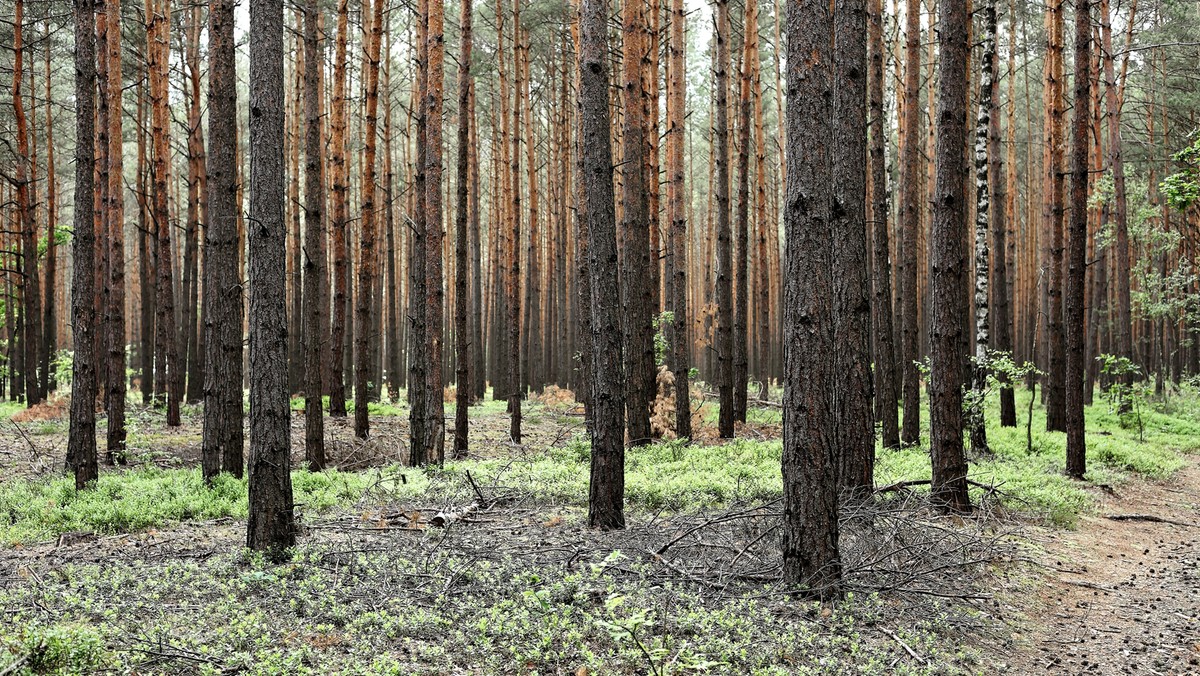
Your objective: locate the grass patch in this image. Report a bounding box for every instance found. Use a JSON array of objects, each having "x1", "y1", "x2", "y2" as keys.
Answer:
[{"x1": 0, "y1": 468, "x2": 376, "y2": 545}]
